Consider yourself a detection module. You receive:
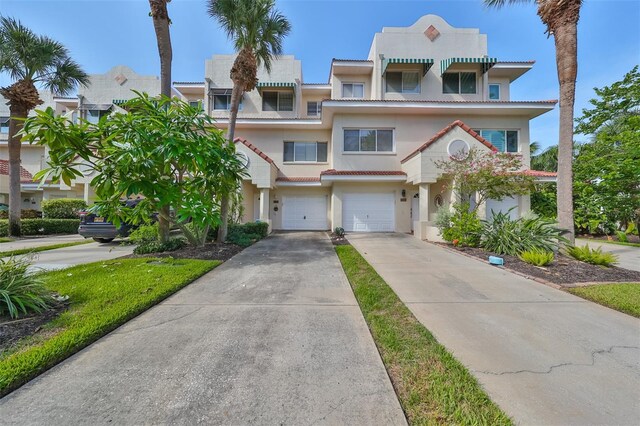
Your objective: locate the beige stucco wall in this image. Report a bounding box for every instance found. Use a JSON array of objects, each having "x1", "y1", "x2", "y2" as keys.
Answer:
[
  {"x1": 331, "y1": 74, "x2": 373, "y2": 100},
  {"x1": 78, "y1": 65, "x2": 161, "y2": 104}
]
